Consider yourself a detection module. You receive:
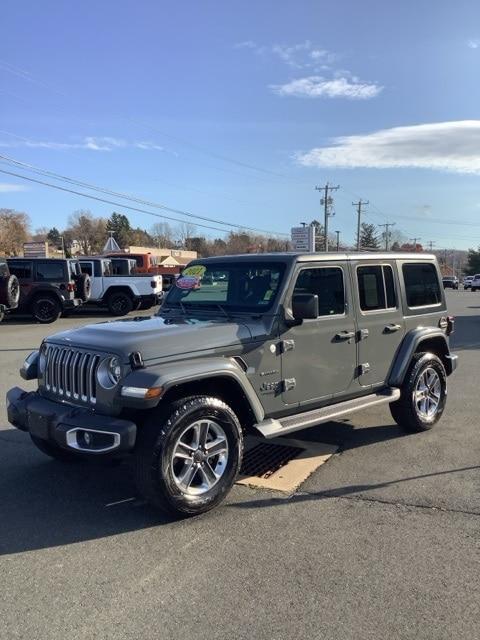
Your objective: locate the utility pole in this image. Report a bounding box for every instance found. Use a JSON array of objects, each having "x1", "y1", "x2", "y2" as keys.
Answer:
[
  {"x1": 410, "y1": 238, "x2": 421, "y2": 252},
  {"x1": 316, "y1": 183, "x2": 339, "y2": 252},
  {"x1": 426, "y1": 240, "x2": 436, "y2": 252},
  {"x1": 352, "y1": 199, "x2": 369, "y2": 251},
  {"x1": 335, "y1": 230, "x2": 340, "y2": 252},
  {"x1": 379, "y1": 222, "x2": 396, "y2": 251}
]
